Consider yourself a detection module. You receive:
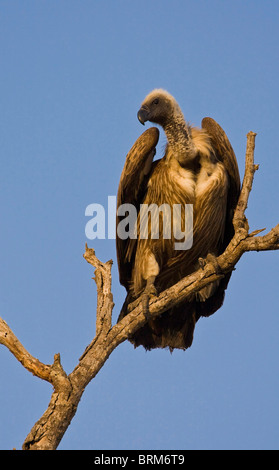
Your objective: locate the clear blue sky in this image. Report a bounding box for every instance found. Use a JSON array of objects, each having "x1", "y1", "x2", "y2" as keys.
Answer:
[{"x1": 0, "y1": 0, "x2": 278, "y2": 450}]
